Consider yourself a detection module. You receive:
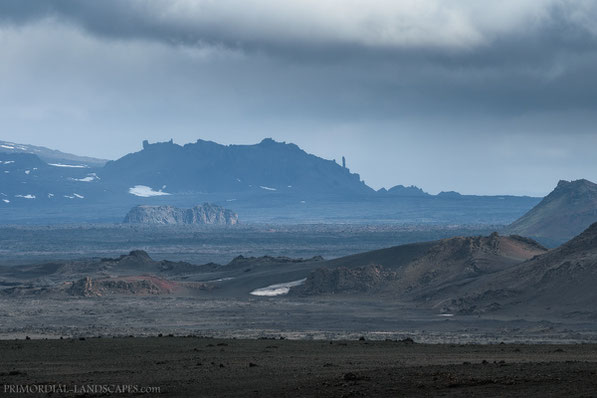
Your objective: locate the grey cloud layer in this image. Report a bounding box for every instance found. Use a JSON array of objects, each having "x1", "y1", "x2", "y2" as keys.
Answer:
[
  {"x1": 0, "y1": 1, "x2": 596, "y2": 195},
  {"x1": 2, "y1": 1, "x2": 596, "y2": 51},
  {"x1": 2, "y1": 0, "x2": 597, "y2": 114}
]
